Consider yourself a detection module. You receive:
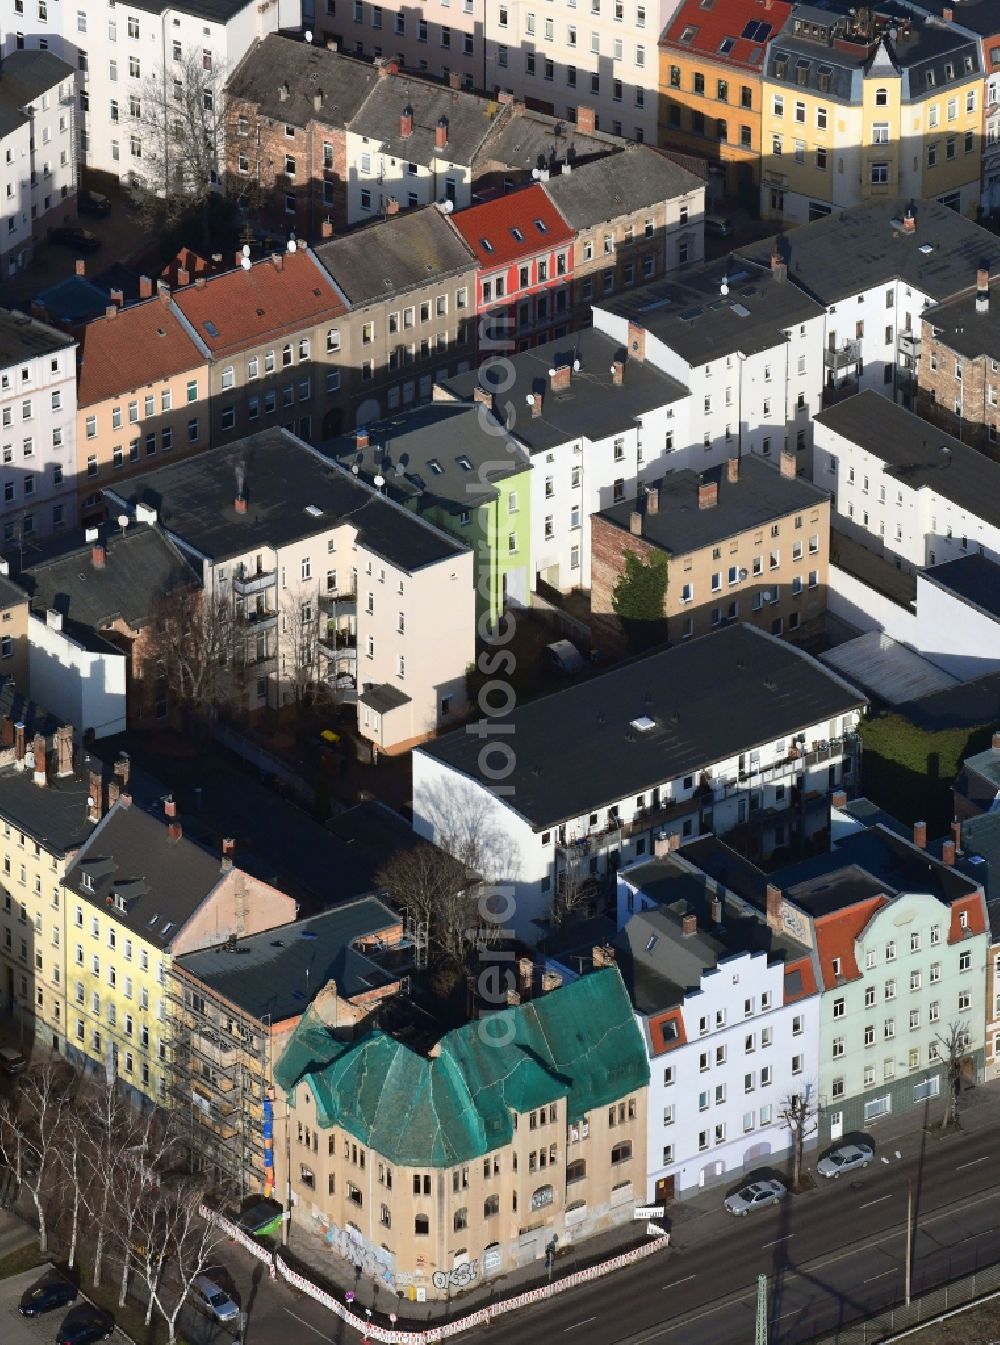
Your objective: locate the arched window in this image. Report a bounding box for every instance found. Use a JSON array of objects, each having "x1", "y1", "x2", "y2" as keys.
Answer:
[
  {"x1": 454, "y1": 1207, "x2": 468, "y2": 1232},
  {"x1": 566, "y1": 1159, "x2": 587, "y2": 1184},
  {"x1": 611, "y1": 1140, "x2": 632, "y2": 1165},
  {"x1": 415, "y1": 1214, "x2": 429, "y2": 1235},
  {"x1": 484, "y1": 1194, "x2": 500, "y2": 1218},
  {"x1": 875, "y1": 87, "x2": 888, "y2": 106},
  {"x1": 531, "y1": 1184, "x2": 553, "y2": 1211}
]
